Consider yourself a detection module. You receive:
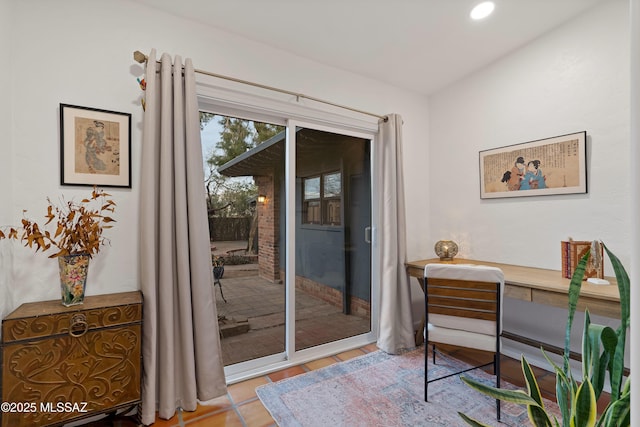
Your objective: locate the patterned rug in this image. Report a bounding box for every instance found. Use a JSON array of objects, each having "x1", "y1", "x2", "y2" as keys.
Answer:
[{"x1": 257, "y1": 347, "x2": 560, "y2": 427}]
